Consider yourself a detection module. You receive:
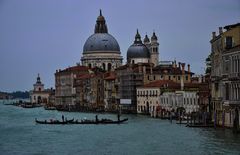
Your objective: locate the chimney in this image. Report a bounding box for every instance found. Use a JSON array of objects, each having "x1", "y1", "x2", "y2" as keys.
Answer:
[
  {"x1": 187, "y1": 64, "x2": 190, "y2": 73},
  {"x1": 181, "y1": 63, "x2": 185, "y2": 75},
  {"x1": 212, "y1": 32, "x2": 216, "y2": 39},
  {"x1": 181, "y1": 63, "x2": 185, "y2": 86},
  {"x1": 187, "y1": 64, "x2": 191, "y2": 82},
  {"x1": 178, "y1": 62, "x2": 181, "y2": 69},
  {"x1": 219, "y1": 27, "x2": 223, "y2": 34}
]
